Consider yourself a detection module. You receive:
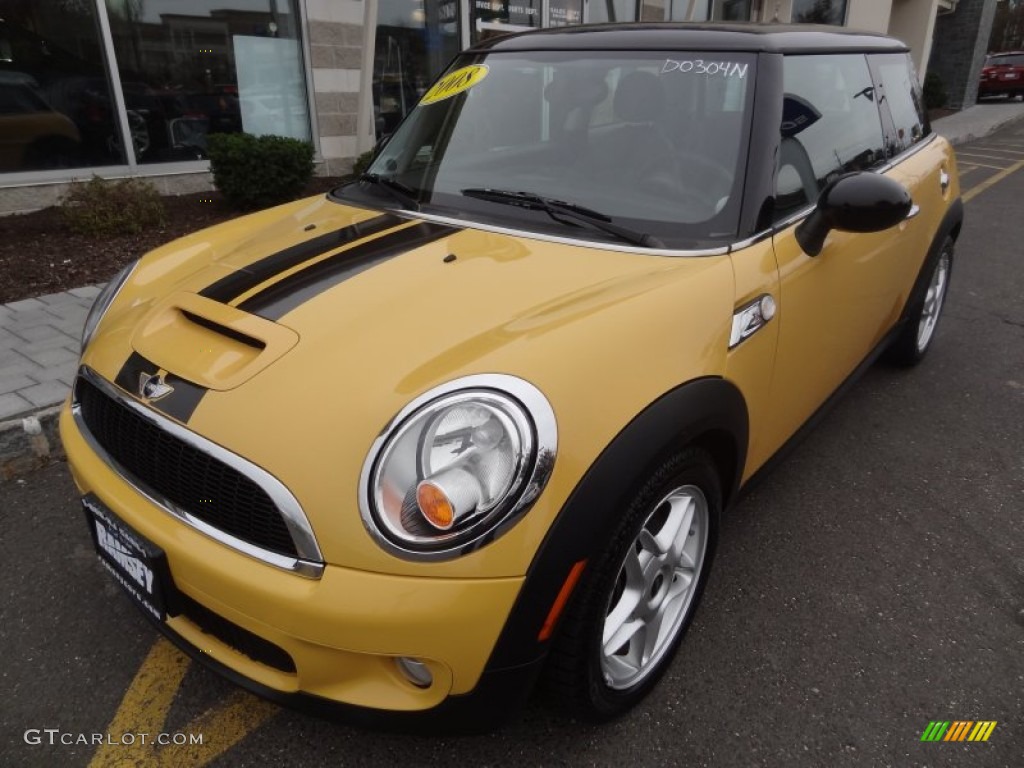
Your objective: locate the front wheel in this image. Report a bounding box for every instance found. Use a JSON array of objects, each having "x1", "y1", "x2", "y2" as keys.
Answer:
[
  {"x1": 545, "y1": 447, "x2": 719, "y2": 721},
  {"x1": 885, "y1": 236, "x2": 954, "y2": 366}
]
